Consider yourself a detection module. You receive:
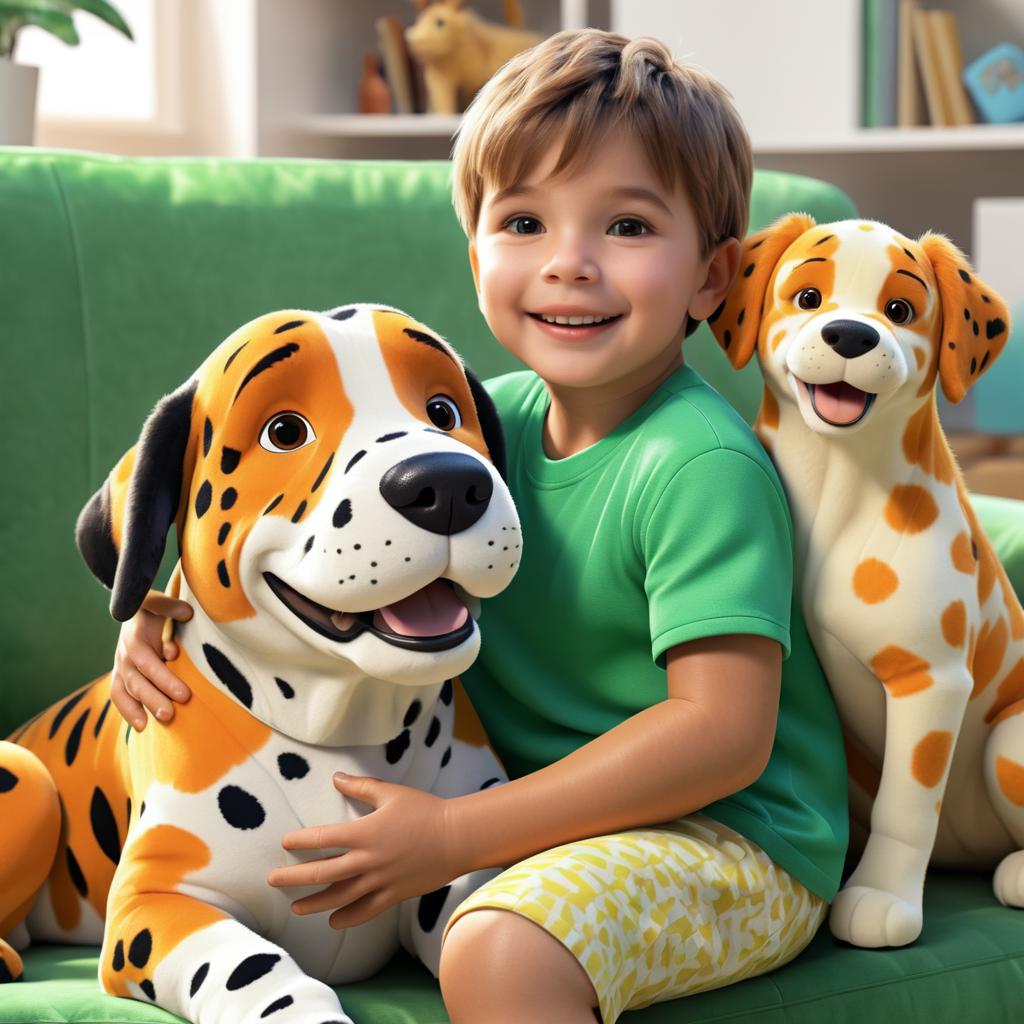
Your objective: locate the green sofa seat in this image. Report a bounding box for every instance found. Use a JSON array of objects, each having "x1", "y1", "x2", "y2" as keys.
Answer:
[{"x1": 2, "y1": 149, "x2": 1023, "y2": 1023}]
